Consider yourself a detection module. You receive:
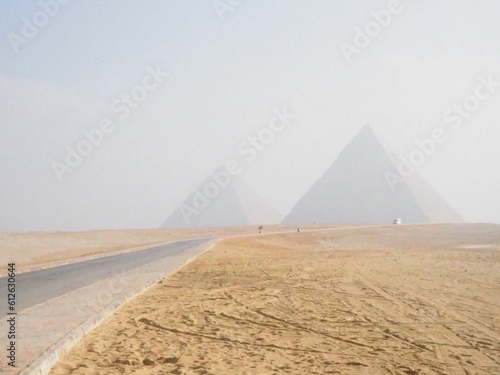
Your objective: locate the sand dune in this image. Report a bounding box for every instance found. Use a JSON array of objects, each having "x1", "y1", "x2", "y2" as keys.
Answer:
[{"x1": 51, "y1": 224, "x2": 500, "y2": 374}]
